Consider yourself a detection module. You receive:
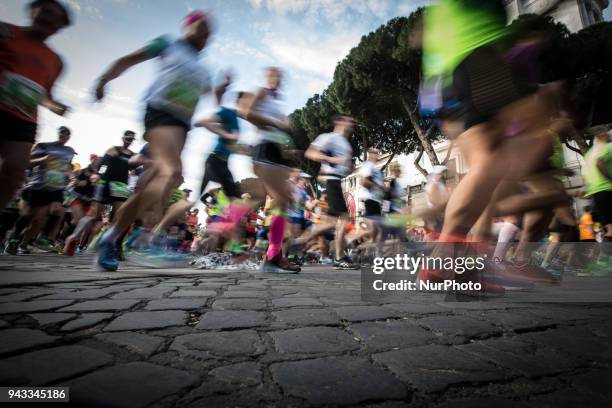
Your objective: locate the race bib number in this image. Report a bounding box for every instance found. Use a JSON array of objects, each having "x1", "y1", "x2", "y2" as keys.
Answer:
[
  {"x1": 0, "y1": 72, "x2": 45, "y2": 120},
  {"x1": 44, "y1": 170, "x2": 66, "y2": 190},
  {"x1": 109, "y1": 181, "x2": 130, "y2": 199}
]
